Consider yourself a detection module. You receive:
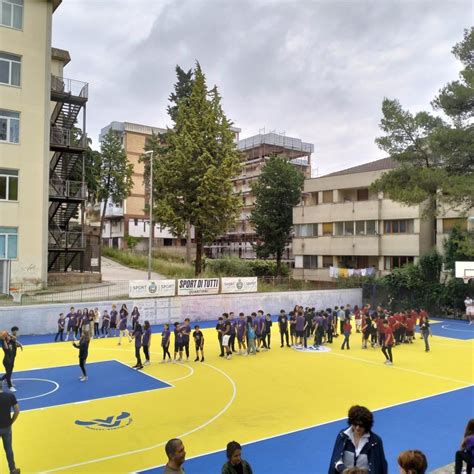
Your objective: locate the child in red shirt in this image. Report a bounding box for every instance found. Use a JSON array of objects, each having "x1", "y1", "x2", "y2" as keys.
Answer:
[{"x1": 381, "y1": 319, "x2": 394, "y2": 365}]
